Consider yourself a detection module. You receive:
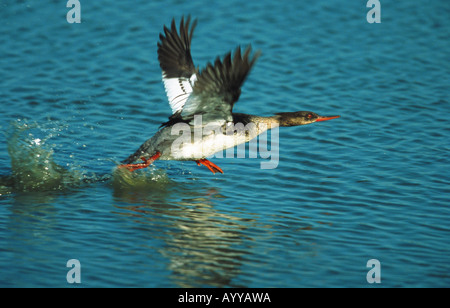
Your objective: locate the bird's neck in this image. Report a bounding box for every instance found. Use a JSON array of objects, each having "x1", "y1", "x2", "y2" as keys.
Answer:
[
  {"x1": 233, "y1": 113, "x2": 303, "y2": 129},
  {"x1": 233, "y1": 113, "x2": 280, "y2": 131}
]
